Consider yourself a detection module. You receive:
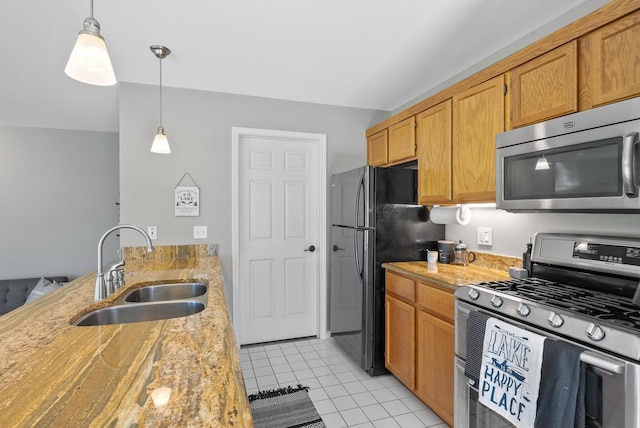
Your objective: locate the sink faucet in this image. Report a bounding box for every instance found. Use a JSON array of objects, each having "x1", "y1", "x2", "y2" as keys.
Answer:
[
  {"x1": 95, "y1": 224, "x2": 154, "y2": 301},
  {"x1": 106, "y1": 259, "x2": 126, "y2": 295}
]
